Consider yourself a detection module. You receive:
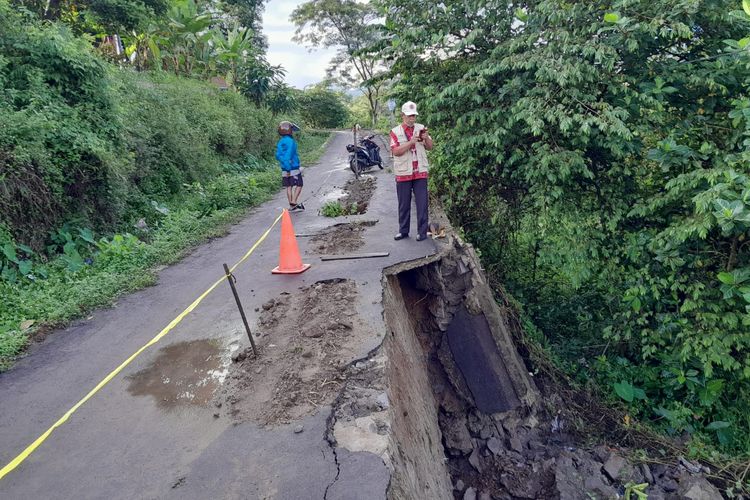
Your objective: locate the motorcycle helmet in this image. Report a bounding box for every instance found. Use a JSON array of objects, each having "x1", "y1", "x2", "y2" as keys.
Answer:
[{"x1": 278, "y1": 121, "x2": 301, "y2": 136}]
